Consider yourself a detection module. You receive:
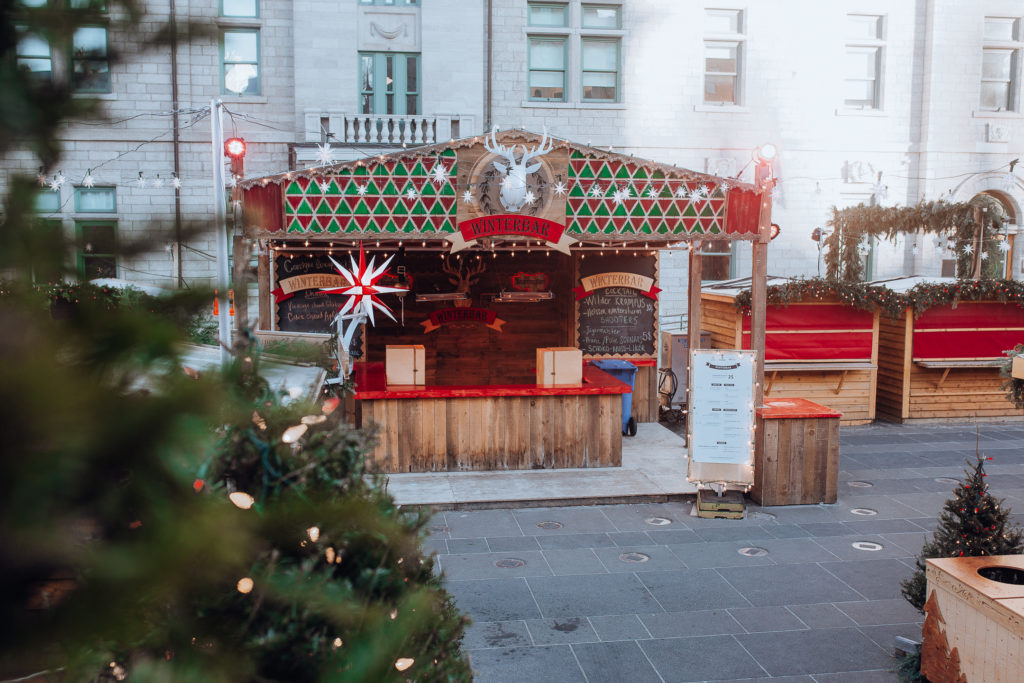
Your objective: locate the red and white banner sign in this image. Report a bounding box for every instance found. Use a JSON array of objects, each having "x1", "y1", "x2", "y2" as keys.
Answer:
[
  {"x1": 574, "y1": 272, "x2": 661, "y2": 300},
  {"x1": 449, "y1": 214, "x2": 577, "y2": 254},
  {"x1": 420, "y1": 307, "x2": 506, "y2": 333},
  {"x1": 271, "y1": 273, "x2": 351, "y2": 302}
]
